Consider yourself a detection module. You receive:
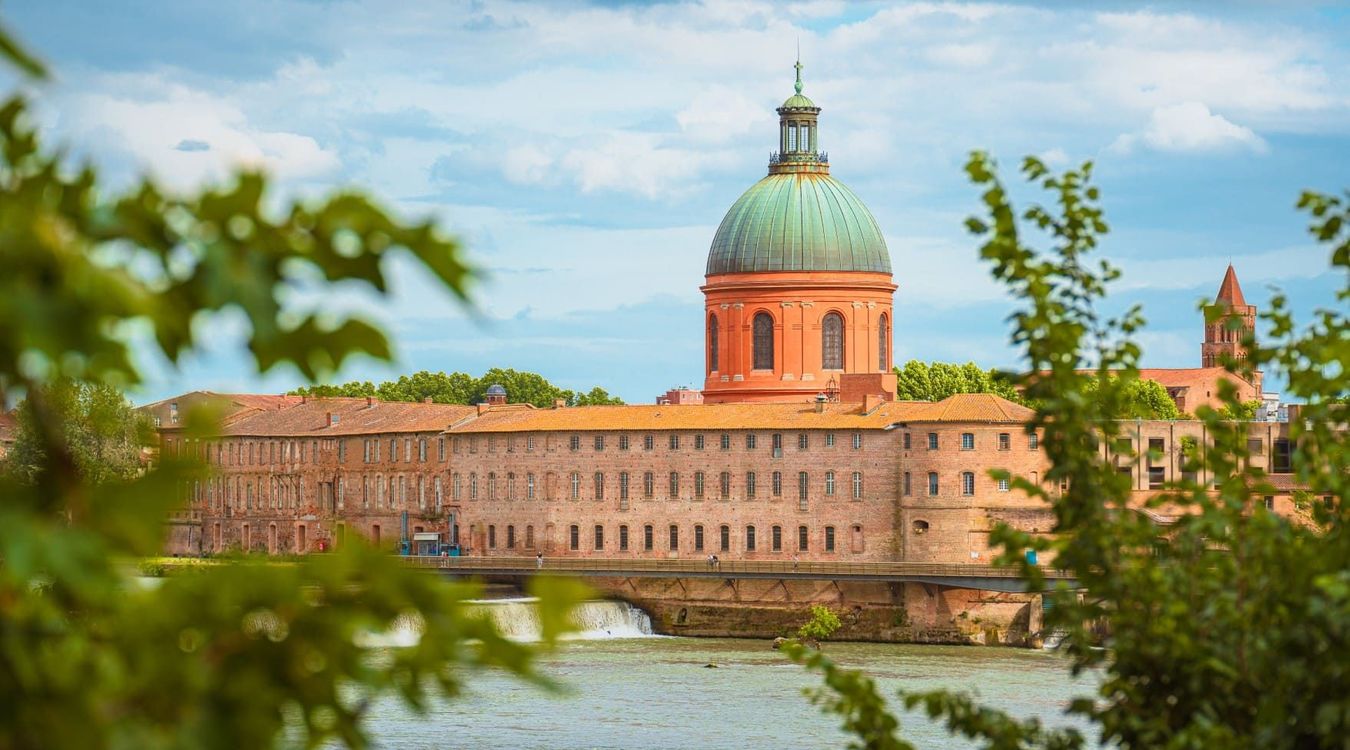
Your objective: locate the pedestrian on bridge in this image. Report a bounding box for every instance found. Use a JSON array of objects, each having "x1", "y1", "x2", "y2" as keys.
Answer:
[{"x1": 536, "y1": 553, "x2": 544, "y2": 570}]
